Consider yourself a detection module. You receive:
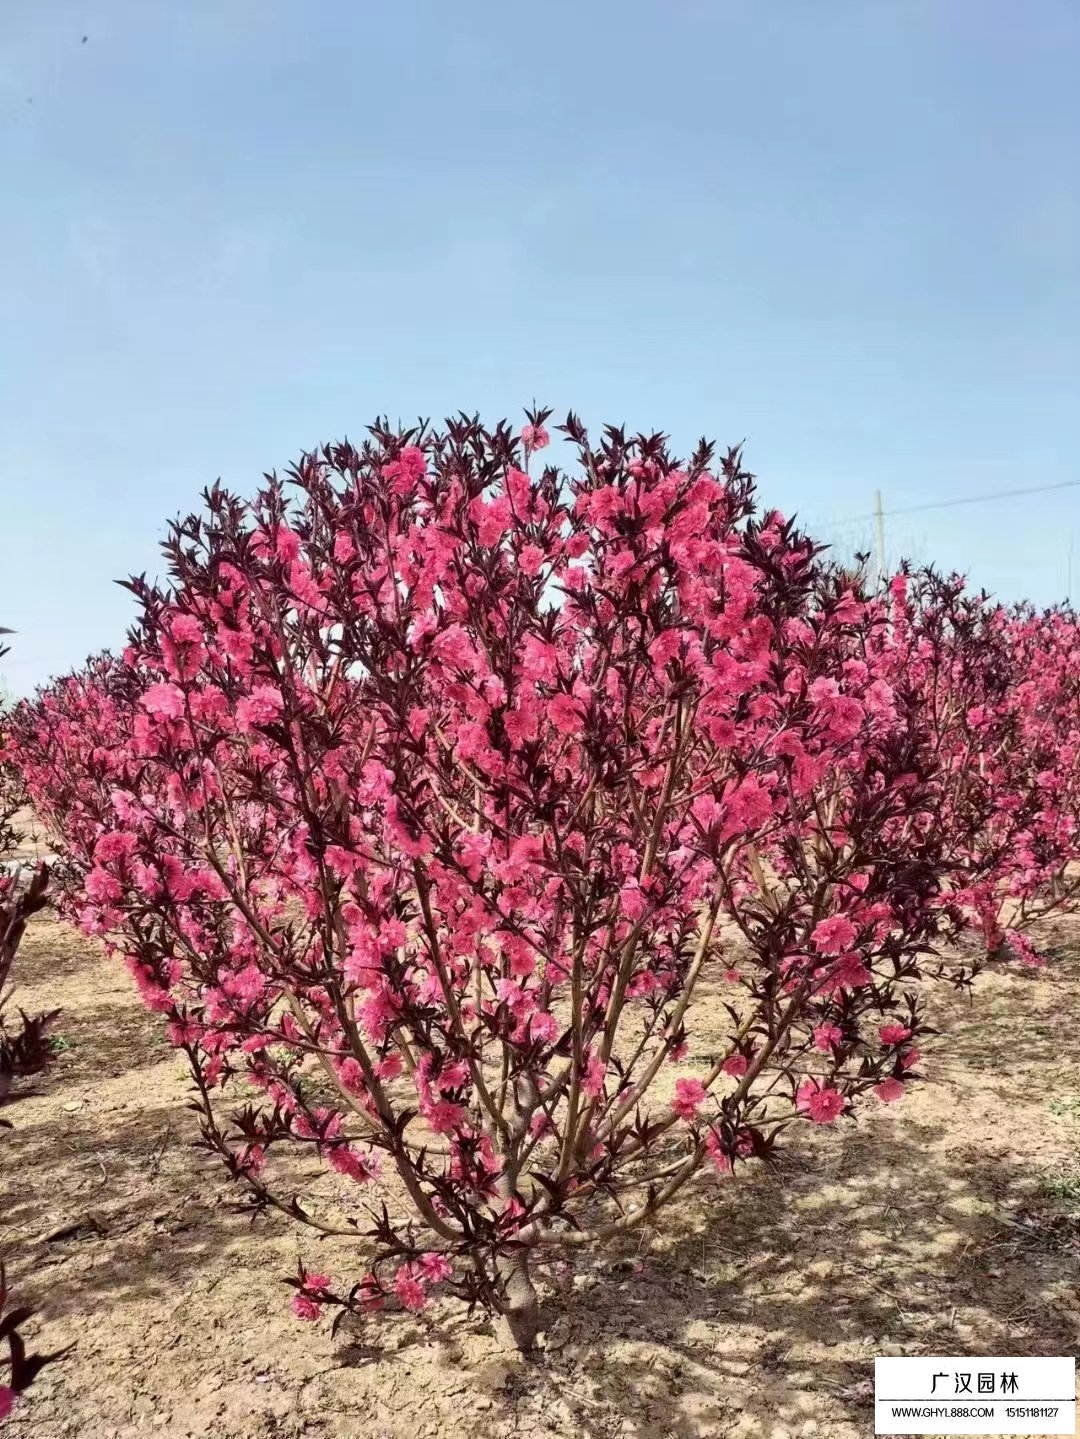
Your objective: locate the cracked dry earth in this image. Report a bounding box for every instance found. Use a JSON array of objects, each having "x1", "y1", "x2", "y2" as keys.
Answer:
[{"x1": 2, "y1": 896, "x2": 1079, "y2": 1439}]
